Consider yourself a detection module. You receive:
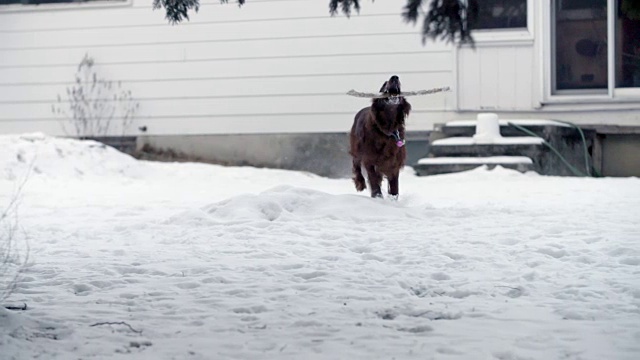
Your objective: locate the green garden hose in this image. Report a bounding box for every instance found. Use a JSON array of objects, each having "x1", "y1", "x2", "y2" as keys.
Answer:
[{"x1": 506, "y1": 121, "x2": 594, "y2": 177}]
